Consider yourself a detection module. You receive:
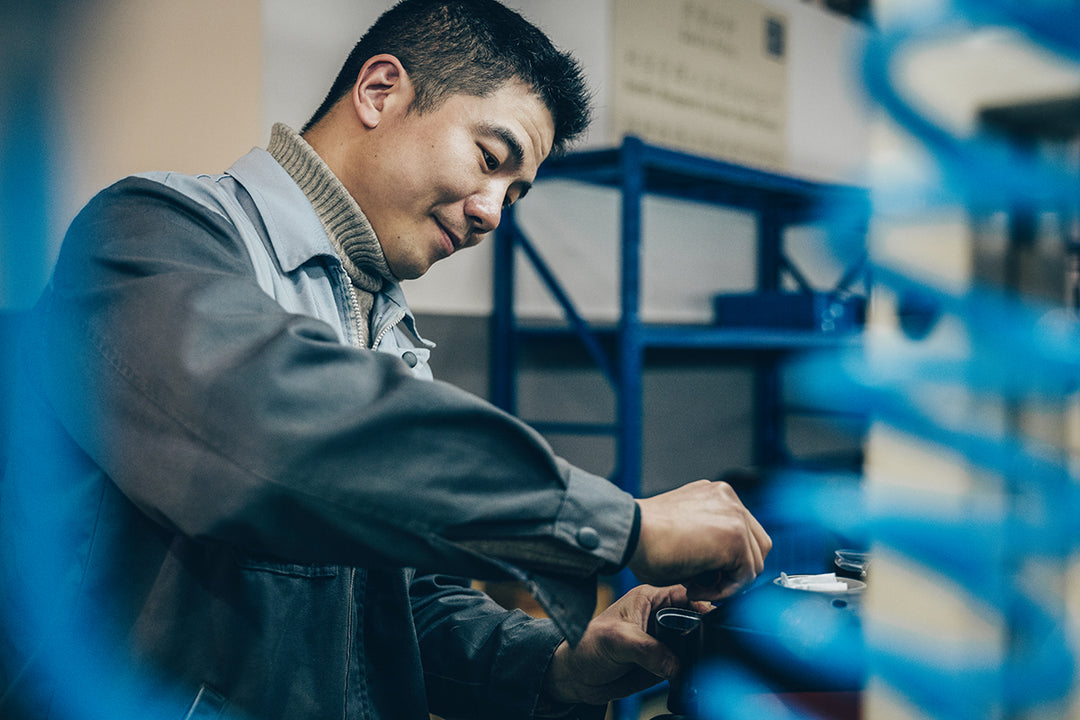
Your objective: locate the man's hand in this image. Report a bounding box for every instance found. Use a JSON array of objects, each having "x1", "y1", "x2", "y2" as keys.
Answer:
[
  {"x1": 629, "y1": 479, "x2": 771, "y2": 601},
  {"x1": 540, "y1": 585, "x2": 712, "y2": 706}
]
